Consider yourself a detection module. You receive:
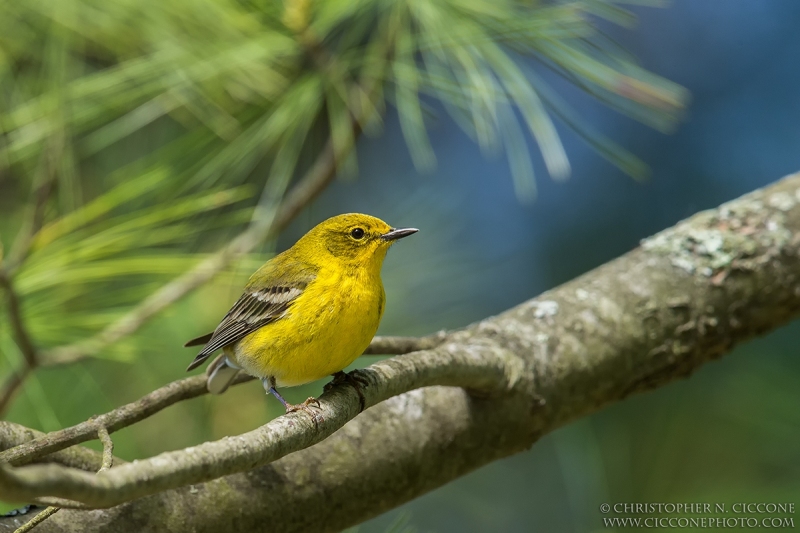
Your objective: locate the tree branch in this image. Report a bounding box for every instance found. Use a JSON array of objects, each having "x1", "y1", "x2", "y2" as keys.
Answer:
[
  {"x1": 12, "y1": 505, "x2": 59, "y2": 533},
  {"x1": 0, "y1": 422, "x2": 126, "y2": 473},
  {"x1": 95, "y1": 429, "x2": 114, "y2": 474},
  {"x1": 3, "y1": 171, "x2": 800, "y2": 531},
  {"x1": 0, "y1": 377, "x2": 207, "y2": 468},
  {"x1": 0, "y1": 344, "x2": 515, "y2": 507},
  {"x1": 0, "y1": 334, "x2": 443, "y2": 467}
]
